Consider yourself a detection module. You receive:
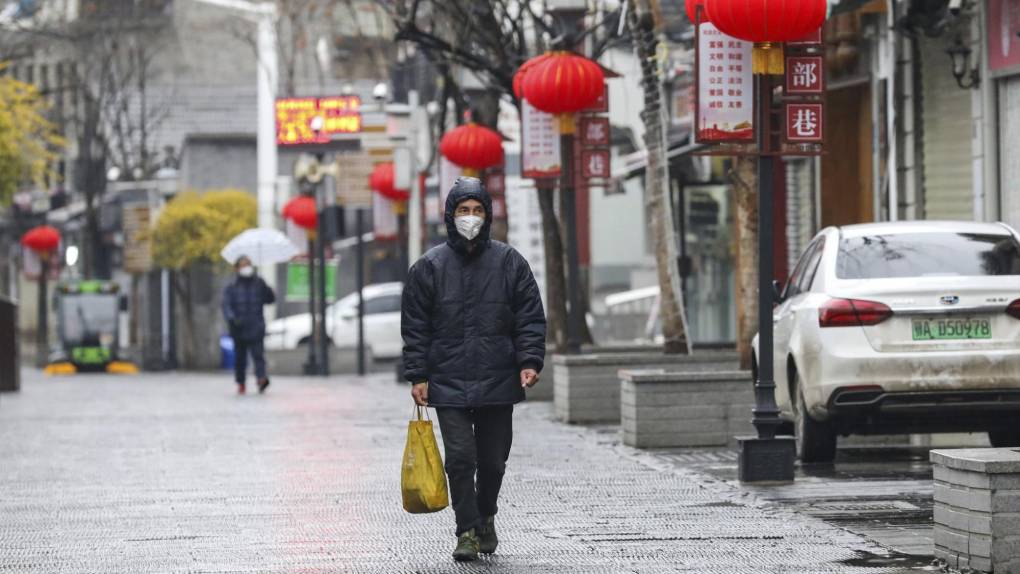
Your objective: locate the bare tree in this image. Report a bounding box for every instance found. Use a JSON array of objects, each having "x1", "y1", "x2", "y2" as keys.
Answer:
[
  {"x1": 730, "y1": 156, "x2": 757, "y2": 368},
  {"x1": 628, "y1": 1, "x2": 691, "y2": 354}
]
